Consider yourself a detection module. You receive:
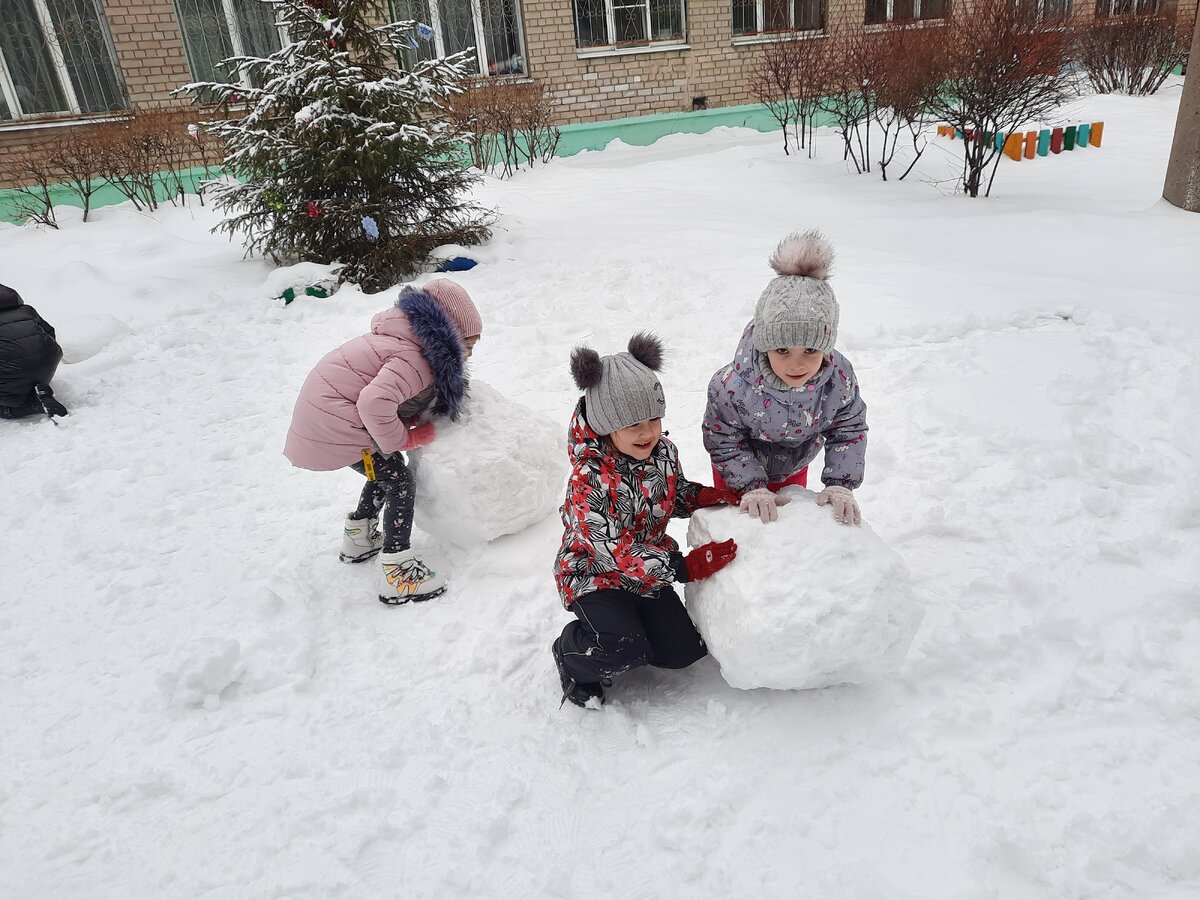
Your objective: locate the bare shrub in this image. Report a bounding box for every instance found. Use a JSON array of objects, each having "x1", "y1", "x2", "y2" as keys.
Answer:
[
  {"x1": 871, "y1": 24, "x2": 944, "y2": 181},
  {"x1": 819, "y1": 22, "x2": 878, "y2": 173},
  {"x1": 3, "y1": 148, "x2": 60, "y2": 229},
  {"x1": 924, "y1": 0, "x2": 1073, "y2": 197},
  {"x1": 1074, "y1": 12, "x2": 1194, "y2": 96},
  {"x1": 448, "y1": 79, "x2": 561, "y2": 178},
  {"x1": 749, "y1": 33, "x2": 828, "y2": 157},
  {"x1": 42, "y1": 128, "x2": 106, "y2": 222}
]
